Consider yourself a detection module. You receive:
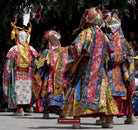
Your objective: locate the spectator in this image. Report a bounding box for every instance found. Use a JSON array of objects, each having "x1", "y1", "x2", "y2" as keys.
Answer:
[{"x1": 129, "y1": 31, "x2": 138, "y2": 53}]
